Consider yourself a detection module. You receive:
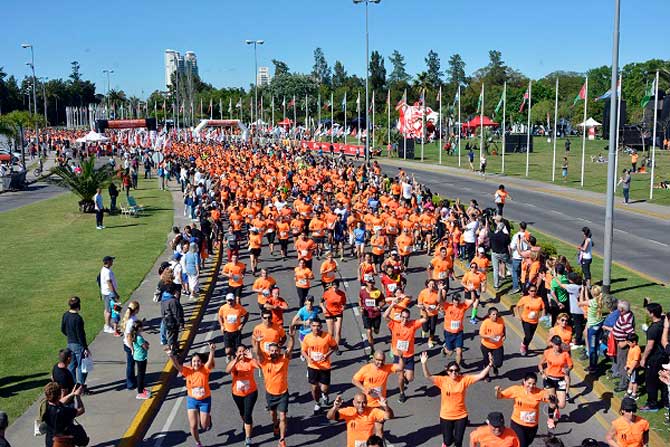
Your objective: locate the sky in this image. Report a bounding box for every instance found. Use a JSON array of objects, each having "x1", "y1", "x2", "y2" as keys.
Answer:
[{"x1": 2, "y1": 0, "x2": 669, "y2": 98}]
